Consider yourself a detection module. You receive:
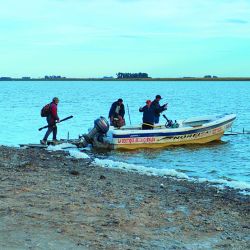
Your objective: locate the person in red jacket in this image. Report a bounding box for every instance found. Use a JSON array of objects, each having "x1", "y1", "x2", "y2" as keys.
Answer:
[{"x1": 40, "y1": 97, "x2": 60, "y2": 145}]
